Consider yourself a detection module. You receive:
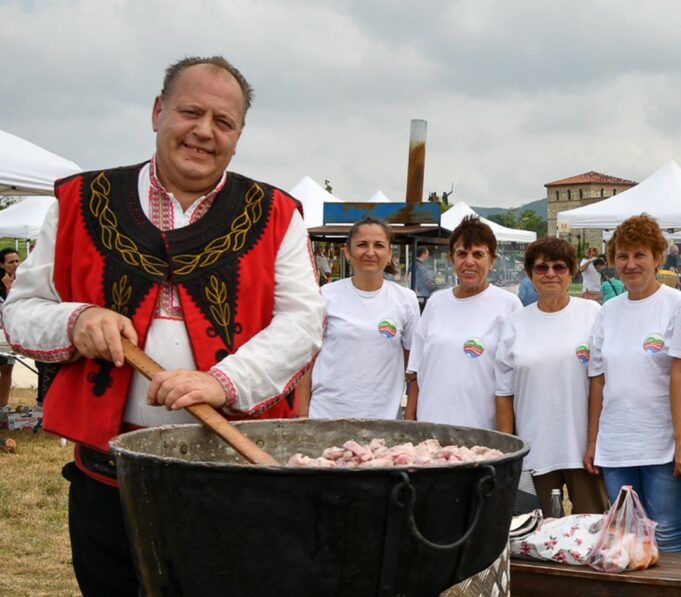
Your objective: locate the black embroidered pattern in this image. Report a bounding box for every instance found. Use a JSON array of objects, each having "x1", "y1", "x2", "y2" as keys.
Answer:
[
  {"x1": 76, "y1": 164, "x2": 276, "y2": 359},
  {"x1": 87, "y1": 360, "x2": 115, "y2": 397}
]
